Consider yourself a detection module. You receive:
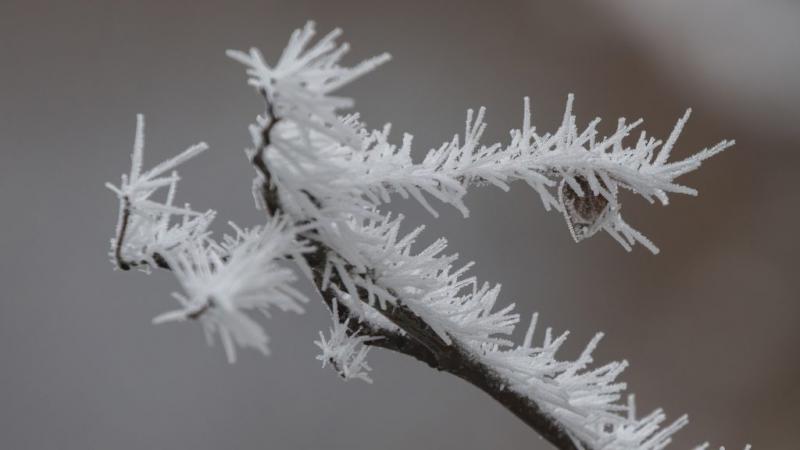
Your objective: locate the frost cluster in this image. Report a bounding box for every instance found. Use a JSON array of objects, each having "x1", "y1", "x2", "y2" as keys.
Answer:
[{"x1": 315, "y1": 300, "x2": 377, "y2": 383}]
